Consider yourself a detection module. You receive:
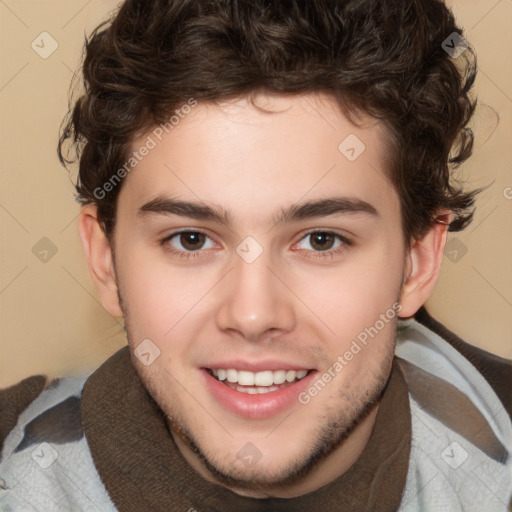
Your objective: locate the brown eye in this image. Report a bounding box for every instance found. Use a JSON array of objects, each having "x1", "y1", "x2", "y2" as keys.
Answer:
[
  {"x1": 309, "y1": 232, "x2": 336, "y2": 251},
  {"x1": 179, "y1": 232, "x2": 206, "y2": 251},
  {"x1": 295, "y1": 230, "x2": 351, "y2": 259},
  {"x1": 164, "y1": 230, "x2": 216, "y2": 254}
]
